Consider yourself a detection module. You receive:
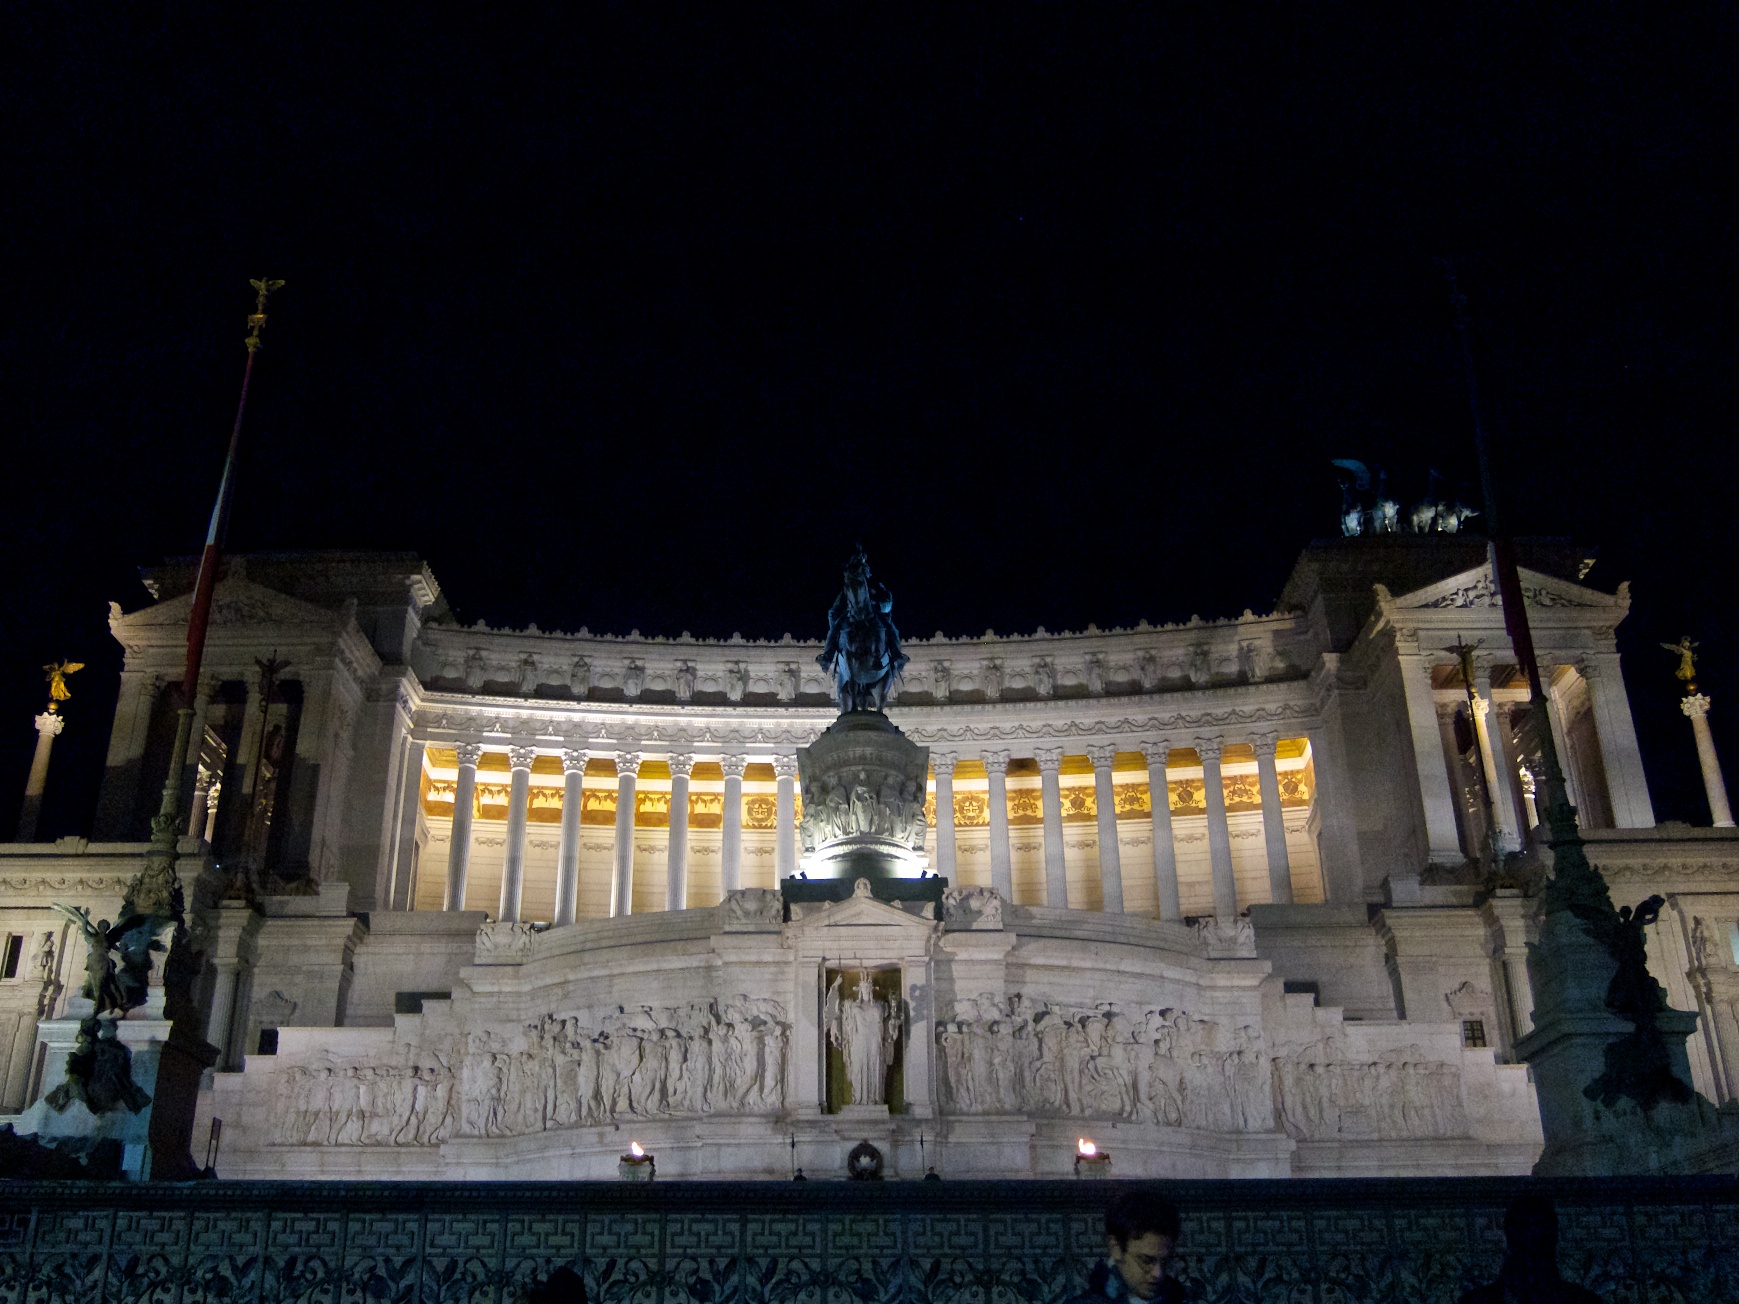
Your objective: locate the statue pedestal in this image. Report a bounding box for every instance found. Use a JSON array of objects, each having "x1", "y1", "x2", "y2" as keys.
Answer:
[
  {"x1": 1519, "y1": 897, "x2": 1739, "y2": 1174},
  {"x1": 15, "y1": 1012, "x2": 174, "y2": 1179}
]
